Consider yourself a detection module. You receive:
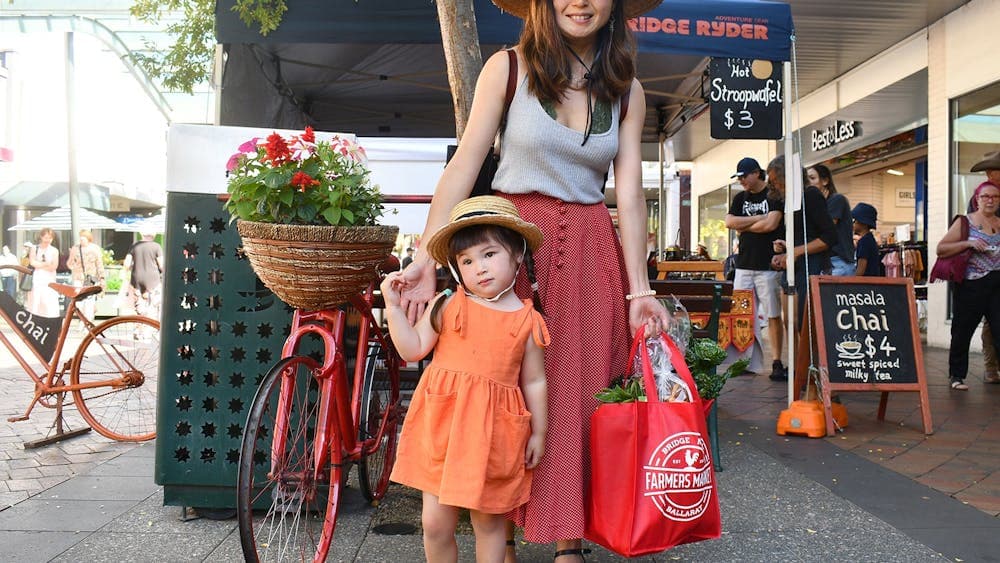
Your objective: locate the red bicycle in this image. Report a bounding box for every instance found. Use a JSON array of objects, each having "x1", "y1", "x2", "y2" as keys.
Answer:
[{"x1": 236, "y1": 282, "x2": 402, "y2": 562}]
